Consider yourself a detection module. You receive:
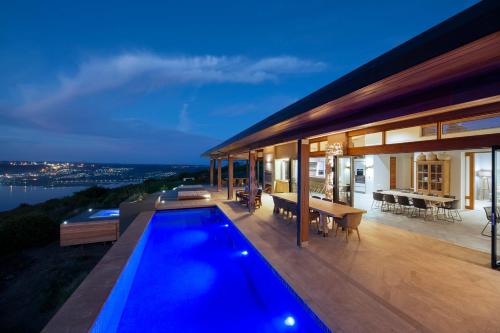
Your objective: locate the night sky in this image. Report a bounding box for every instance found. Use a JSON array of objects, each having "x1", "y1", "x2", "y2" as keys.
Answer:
[{"x1": 0, "y1": 0, "x2": 478, "y2": 164}]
